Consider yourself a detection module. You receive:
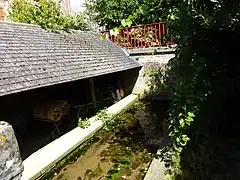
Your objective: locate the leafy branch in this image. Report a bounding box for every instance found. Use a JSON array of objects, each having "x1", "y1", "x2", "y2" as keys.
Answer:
[{"x1": 9, "y1": 0, "x2": 89, "y2": 31}]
